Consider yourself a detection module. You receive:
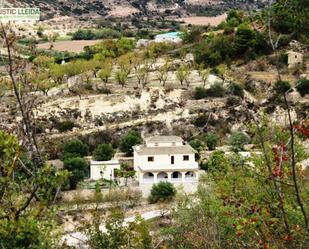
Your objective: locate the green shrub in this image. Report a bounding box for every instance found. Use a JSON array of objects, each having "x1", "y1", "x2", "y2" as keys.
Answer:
[
  {"x1": 193, "y1": 114, "x2": 208, "y2": 128},
  {"x1": 202, "y1": 151, "x2": 226, "y2": 173},
  {"x1": 56, "y1": 120, "x2": 75, "y2": 132},
  {"x1": 194, "y1": 83, "x2": 225, "y2": 99},
  {"x1": 203, "y1": 133, "x2": 219, "y2": 150},
  {"x1": 98, "y1": 88, "x2": 112, "y2": 94},
  {"x1": 228, "y1": 82, "x2": 244, "y2": 98},
  {"x1": 194, "y1": 35, "x2": 234, "y2": 66},
  {"x1": 93, "y1": 144, "x2": 114, "y2": 161},
  {"x1": 189, "y1": 138, "x2": 204, "y2": 152},
  {"x1": 296, "y1": 78, "x2": 309, "y2": 96},
  {"x1": 63, "y1": 157, "x2": 88, "y2": 189},
  {"x1": 72, "y1": 29, "x2": 121, "y2": 40},
  {"x1": 278, "y1": 52, "x2": 288, "y2": 65},
  {"x1": 228, "y1": 132, "x2": 250, "y2": 152},
  {"x1": 206, "y1": 83, "x2": 226, "y2": 97},
  {"x1": 273, "y1": 80, "x2": 291, "y2": 95},
  {"x1": 149, "y1": 181, "x2": 176, "y2": 203},
  {"x1": 234, "y1": 24, "x2": 256, "y2": 56},
  {"x1": 63, "y1": 139, "x2": 89, "y2": 159},
  {"x1": 194, "y1": 87, "x2": 208, "y2": 100},
  {"x1": 120, "y1": 130, "x2": 142, "y2": 156},
  {"x1": 226, "y1": 96, "x2": 240, "y2": 106},
  {"x1": 84, "y1": 83, "x2": 93, "y2": 91}
]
